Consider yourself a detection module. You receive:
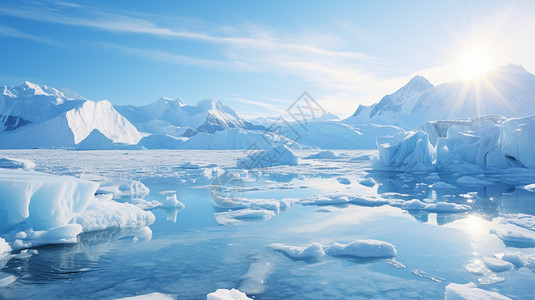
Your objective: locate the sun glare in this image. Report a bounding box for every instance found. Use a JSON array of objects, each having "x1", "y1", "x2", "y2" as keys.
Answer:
[{"x1": 459, "y1": 48, "x2": 493, "y2": 80}]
